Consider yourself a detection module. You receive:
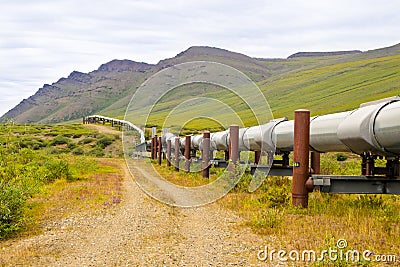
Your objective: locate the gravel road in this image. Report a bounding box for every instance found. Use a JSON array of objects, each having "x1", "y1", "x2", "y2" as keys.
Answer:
[{"x1": 1, "y1": 160, "x2": 272, "y2": 267}]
